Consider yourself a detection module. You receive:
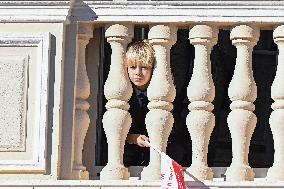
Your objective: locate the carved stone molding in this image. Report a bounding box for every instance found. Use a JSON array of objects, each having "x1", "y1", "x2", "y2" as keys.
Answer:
[{"x1": 0, "y1": 32, "x2": 51, "y2": 173}]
